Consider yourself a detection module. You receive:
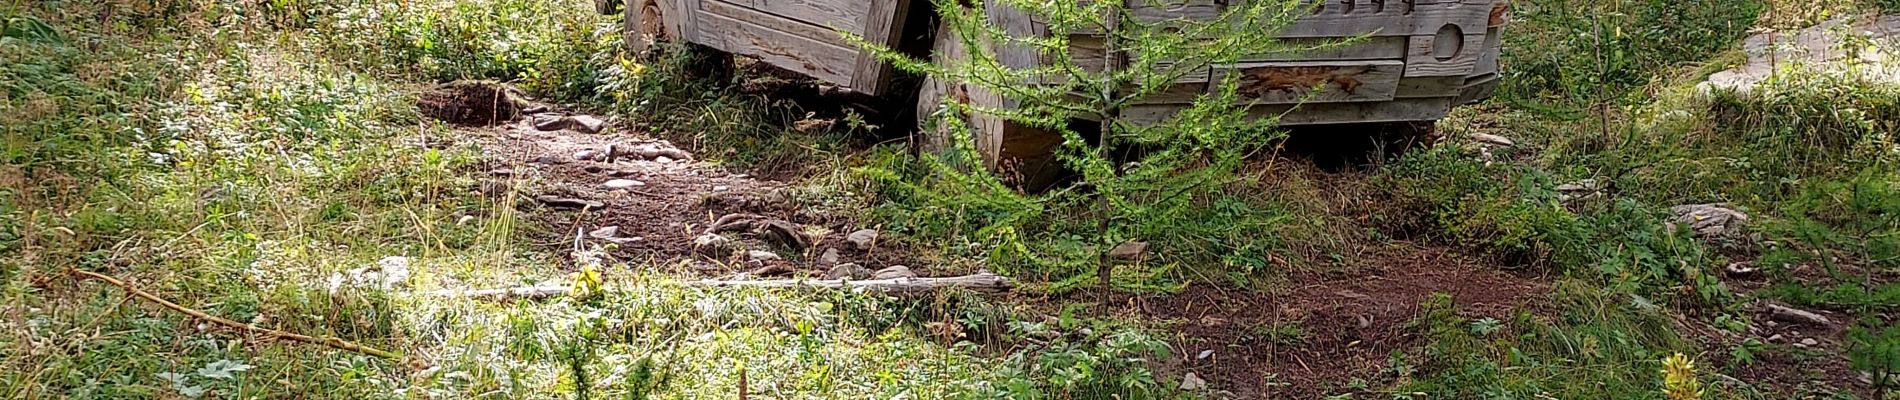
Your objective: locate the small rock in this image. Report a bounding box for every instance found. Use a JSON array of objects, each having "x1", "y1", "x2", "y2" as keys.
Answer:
[
  {"x1": 823, "y1": 263, "x2": 871, "y2": 280},
  {"x1": 534, "y1": 195, "x2": 604, "y2": 211},
  {"x1": 747, "y1": 250, "x2": 782, "y2": 262},
  {"x1": 870, "y1": 265, "x2": 915, "y2": 280},
  {"x1": 693, "y1": 233, "x2": 733, "y2": 257},
  {"x1": 1180, "y1": 372, "x2": 1206, "y2": 391},
  {"x1": 745, "y1": 264, "x2": 795, "y2": 277},
  {"x1": 1108, "y1": 240, "x2": 1149, "y2": 261},
  {"x1": 604, "y1": 179, "x2": 646, "y2": 189},
  {"x1": 1767, "y1": 334, "x2": 1784, "y2": 343},
  {"x1": 1670, "y1": 203, "x2": 1749, "y2": 238},
  {"x1": 1470, "y1": 132, "x2": 1515, "y2": 147},
  {"x1": 1725, "y1": 262, "x2": 1759, "y2": 277},
  {"x1": 713, "y1": 185, "x2": 730, "y2": 192},
  {"x1": 1555, "y1": 179, "x2": 1599, "y2": 193},
  {"x1": 654, "y1": 156, "x2": 674, "y2": 164},
  {"x1": 570, "y1": 115, "x2": 605, "y2": 134},
  {"x1": 817, "y1": 248, "x2": 841, "y2": 266},
  {"x1": 1767, "y1": 304, "x2": 1831, "y2": 326},
  {"x1": 532, "y1": 115, "x2": 571, "y2": 131},
  {"x1": 457, "y1": 215, "x2": 477, "y2": 225},
  {"x1": 846, "y1": 229, "x2": 879, "y2": 250},
  {"x1": 520, "y1": 105, "x2": 550, "y2": 115},
  {"x1": 1798, "y1": 338, "x2": 1819, "y2": 347},
  {"x1": 574, "y1": 150, "x2": 601, "y2": 161},
  {"x1": 1196, "y1": 349, "x2": 1214, "y2": 360},
  {"x1": 757, "y1": 219, "x2": 811, "y2": 250},
  {"x1": 588, "y1": 226, "x2": 642, "y2": 244}
]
